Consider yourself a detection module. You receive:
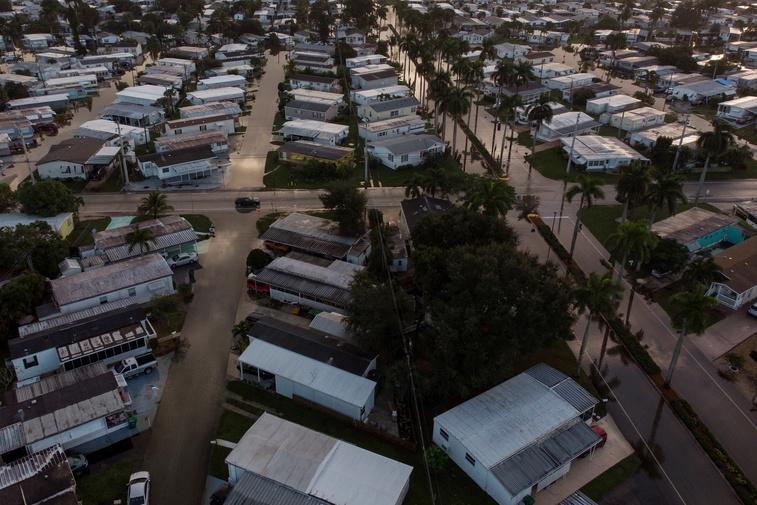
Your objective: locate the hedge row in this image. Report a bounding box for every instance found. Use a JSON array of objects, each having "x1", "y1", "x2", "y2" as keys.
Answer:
[
  {"x1": 457, "y1": 119, "x2": 500, "y2": 176},
  {"x1": 670, "y1": 400, "x2": 757, "y2": 505},
  {"x1": 533, "y1": 215, "x2": 756, "y2": 505}
]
